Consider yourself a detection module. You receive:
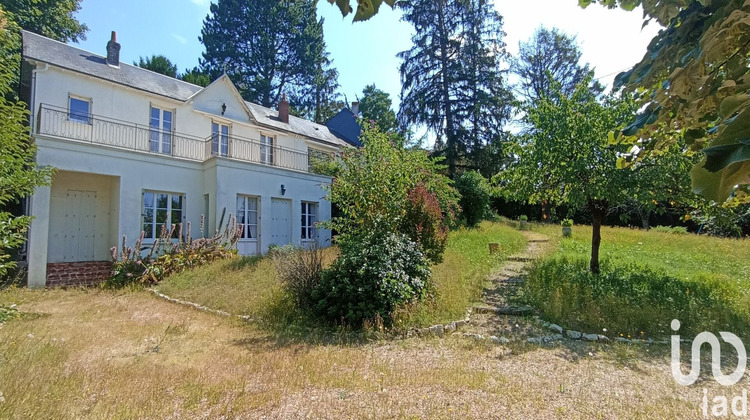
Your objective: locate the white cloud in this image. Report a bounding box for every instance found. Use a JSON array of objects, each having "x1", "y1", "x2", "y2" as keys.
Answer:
[{"x1": 171, "y1": 33, "x2": 187, "y2": 44}]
